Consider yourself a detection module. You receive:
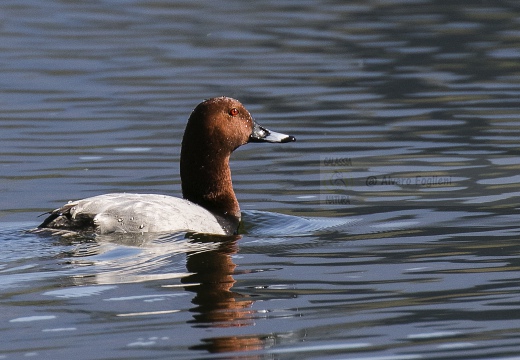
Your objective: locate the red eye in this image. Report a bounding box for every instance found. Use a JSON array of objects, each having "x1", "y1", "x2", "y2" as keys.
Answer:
[{"x1": 229, "y1": 108, "x2": 239, "y2": 116}]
